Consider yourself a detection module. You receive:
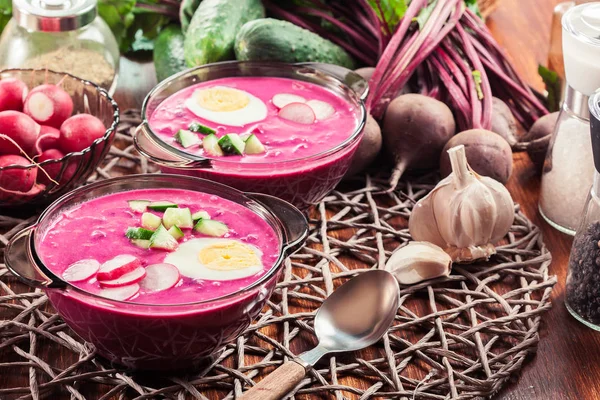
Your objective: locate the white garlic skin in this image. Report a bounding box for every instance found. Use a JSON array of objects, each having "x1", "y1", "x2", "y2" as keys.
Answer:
[
  {"x1": 408, "y1": 145, "x2": 514, "y2": 262},
  {"x1": 385, "y1": 241, "x2": 452, "y2": 285}
]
